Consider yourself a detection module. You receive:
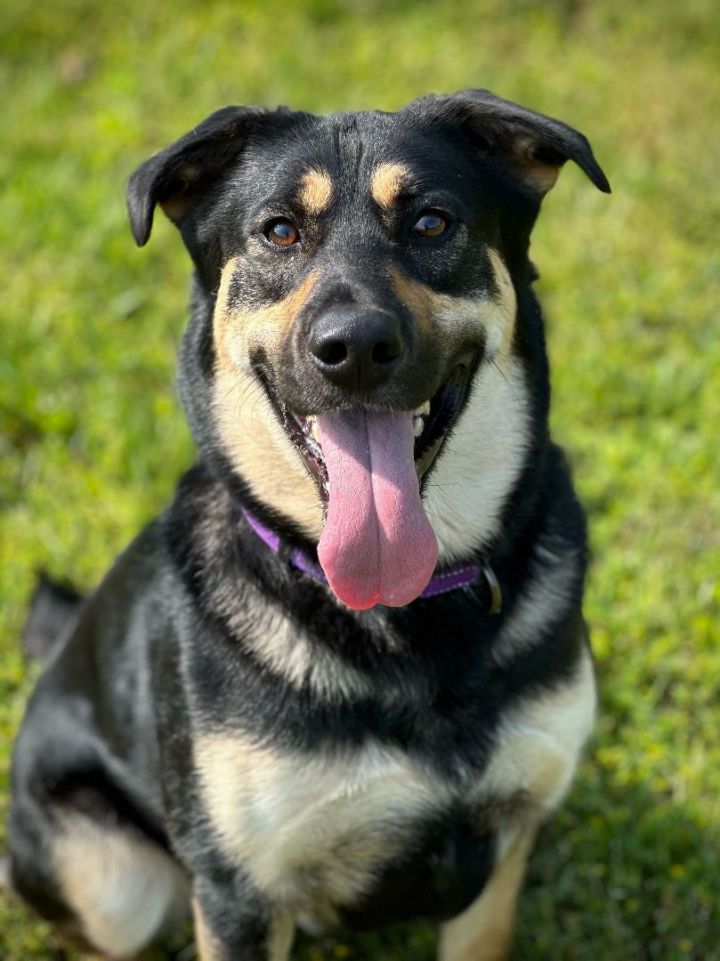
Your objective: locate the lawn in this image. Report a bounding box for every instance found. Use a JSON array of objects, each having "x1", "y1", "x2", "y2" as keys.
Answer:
[{"x1": 1, "y1": 0, "x2": 719, "y2": 958}]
